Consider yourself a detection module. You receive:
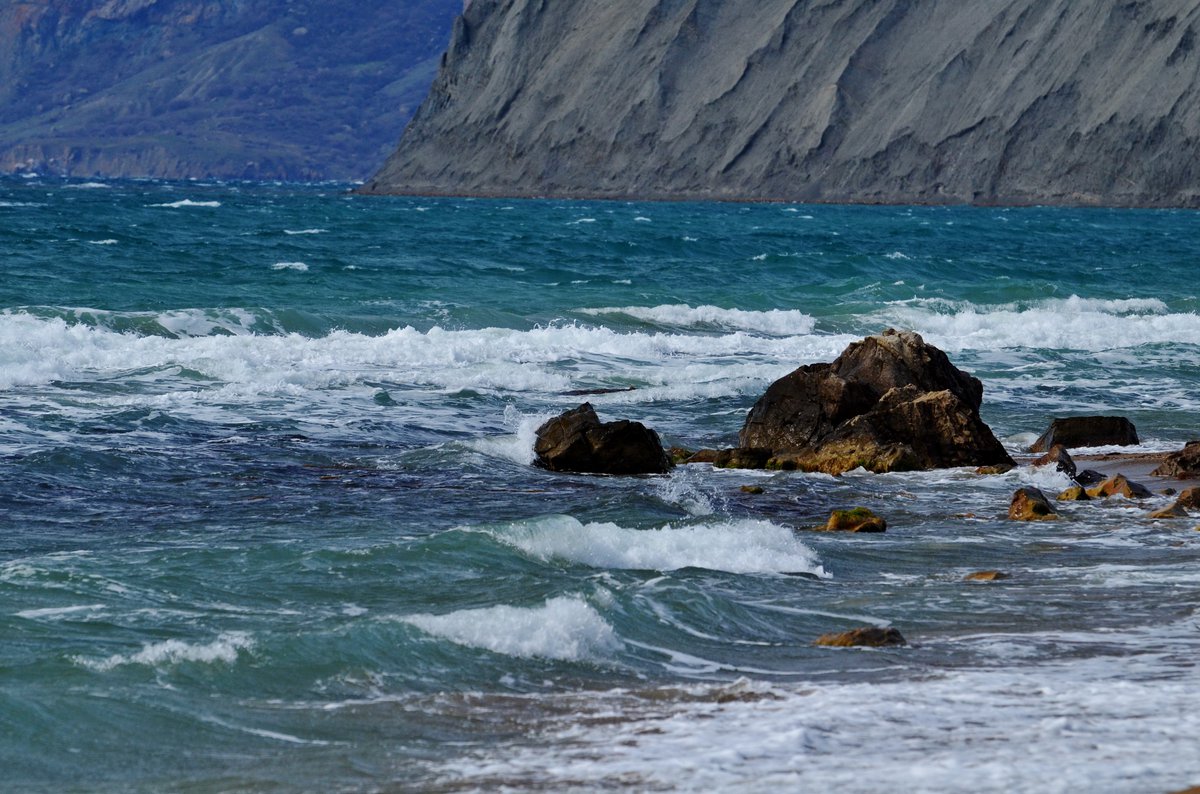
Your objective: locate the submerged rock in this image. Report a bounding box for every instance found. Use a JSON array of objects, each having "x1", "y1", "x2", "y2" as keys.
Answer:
[
  {"x1": 1009, "y1": 487, "x2": 1058, "y2": 521},
  {"x1": 736, "y1": 330, "x2": 1012, "y2": 475},
  {"x1": 1056, "y1": 485, "x2": 1092, "y2": 502},
  {"x1": 815, "y1": 626, "x2": 907, "y2": 648},
  {"x1": 1152, "y1": 441, "x2": 1200, "y2": 478},
  {"x1": 822, "y1": 508, "x2": 887, "y2": 533},
  {"x1": 1150, "y1": 504, "x2": 1189, "y2": 520},
  {"x1": 964, "y1": 570, "x2": 1011, "y2": 582},
  {"x1": 1029, "y1": 416, "x2": 1139, "y2": 453},
  {"x1": 533, "y1": 403, "x2": 671, "y2": 475},
  {"x1": 1087, "y1": 474, "x2": 1153, "y2": 500}
]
